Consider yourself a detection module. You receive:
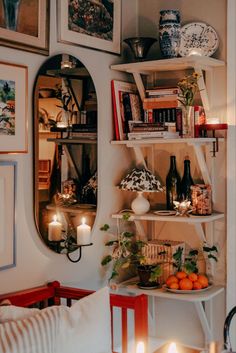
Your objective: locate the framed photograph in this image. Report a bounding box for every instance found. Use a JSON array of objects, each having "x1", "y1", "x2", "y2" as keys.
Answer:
[
  {"x1": 111, "y1": 80, "x2": 142, "y2": 140},
  {"x1": 58, "y1": 0, "x2": 121, "y2": 54},
  {"x1": 0, "y1": 62, "x2": 28, "y2": 153},
  {"x1": 0, "y1": 0, "x2": 49, "y2": 55},
  {"x1": 0, "y1": 161, "x2": 16, "y2": 271}
]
